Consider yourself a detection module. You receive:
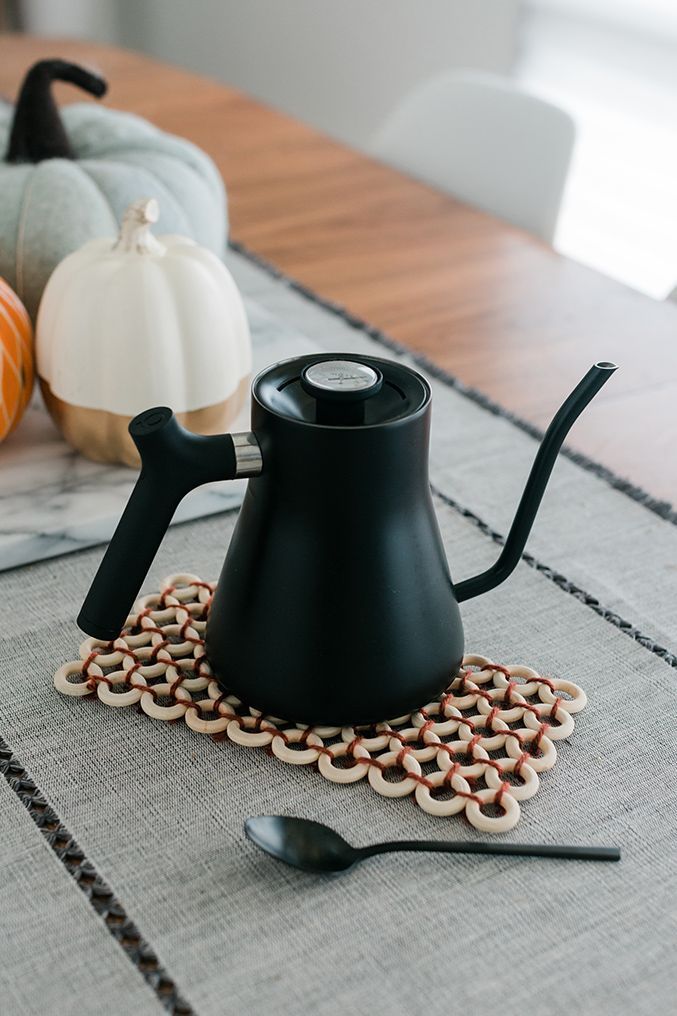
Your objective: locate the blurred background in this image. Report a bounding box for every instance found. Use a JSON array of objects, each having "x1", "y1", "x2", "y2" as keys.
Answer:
[{"x1": 3, "y1": 0, "x2": 677, "y2": 298}]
